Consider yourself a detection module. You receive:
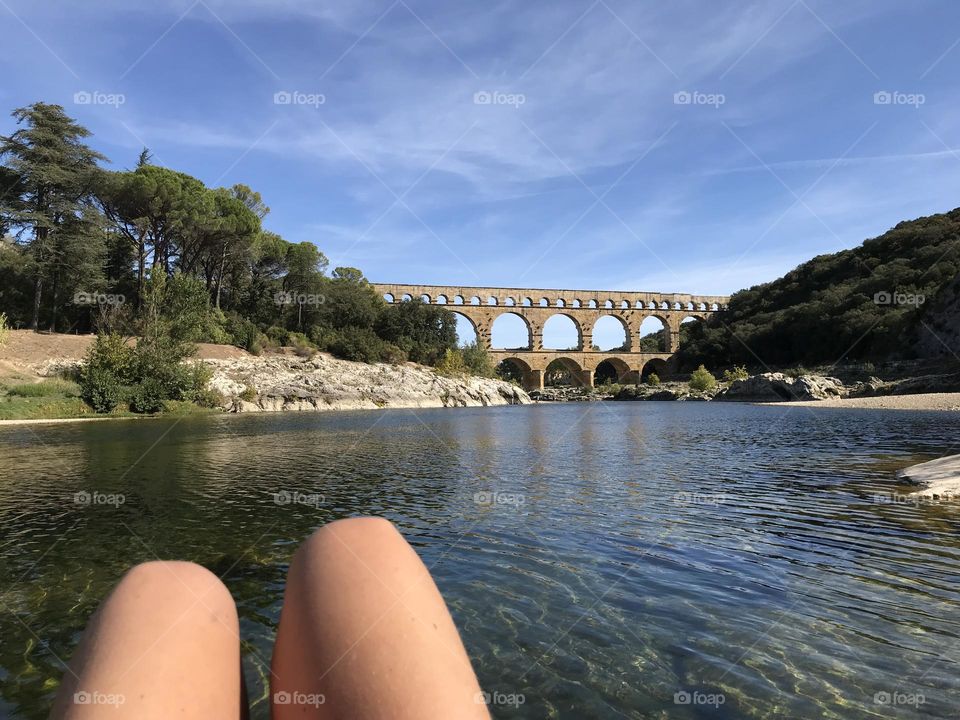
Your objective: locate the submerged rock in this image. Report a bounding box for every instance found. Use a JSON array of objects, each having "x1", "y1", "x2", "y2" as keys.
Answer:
[
  {"x1": 204, "y1": 353, "x2": 529, "y2": 413},
  {"x1": 714, "y1": 373, "x2": 846, "y2": 402}
]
